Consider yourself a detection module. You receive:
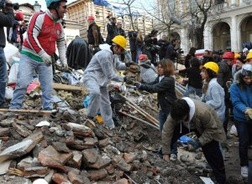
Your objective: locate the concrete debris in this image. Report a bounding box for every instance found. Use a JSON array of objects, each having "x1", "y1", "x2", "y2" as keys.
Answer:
[{"x1": 0, "y1": 79, "x2": 242, "y2": 183}]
